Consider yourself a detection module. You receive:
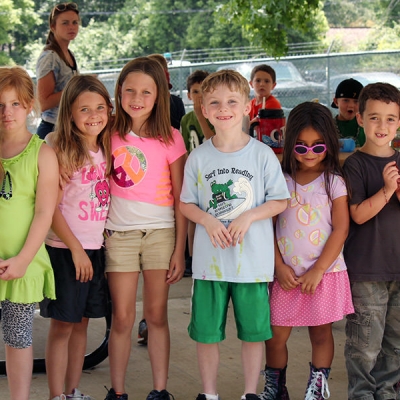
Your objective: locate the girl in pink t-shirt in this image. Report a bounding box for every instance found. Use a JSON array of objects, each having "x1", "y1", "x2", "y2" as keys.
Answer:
[
  {"x1": 260, "y1": 102, "x2": 354, "y2": 400},
  {"x1": 42, "y1": 75, "x2": 113, "y2": 400},
  {"x1": 104, "y1": 57, "x2": 187, "y2": 400}
]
